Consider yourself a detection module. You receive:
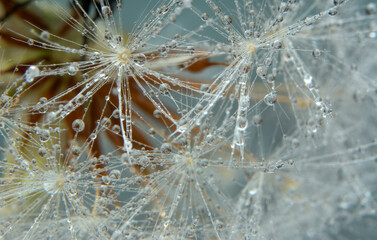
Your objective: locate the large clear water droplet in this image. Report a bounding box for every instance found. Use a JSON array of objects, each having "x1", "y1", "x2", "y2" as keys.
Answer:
[
  {"x1": 25, "y1": 66, "x2": 39, "y2": 83},
  {"x1": 72, "y1": 119, "x2": 85, "y2": 132}
]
